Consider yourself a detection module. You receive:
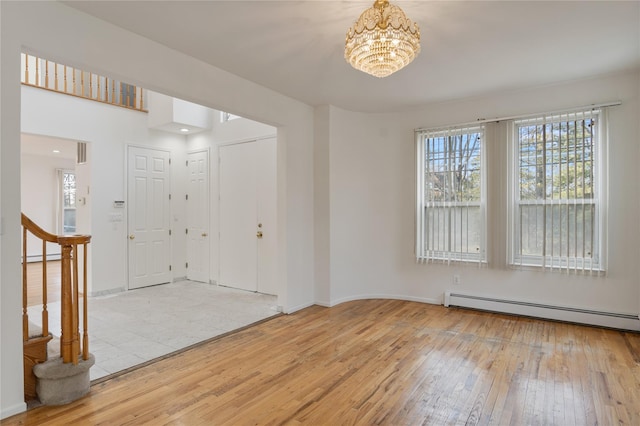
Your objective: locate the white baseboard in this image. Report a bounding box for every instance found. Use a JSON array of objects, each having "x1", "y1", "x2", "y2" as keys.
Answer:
[
  {"x1": 284, "y1": 301, "x2": 315, "y2": 314},
  {"x1": 90, "y1": 287, "x2": 125, "y2": 298},
  {"x1": 1, "y1": 402, "x2": 27, "y2": 420}
]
